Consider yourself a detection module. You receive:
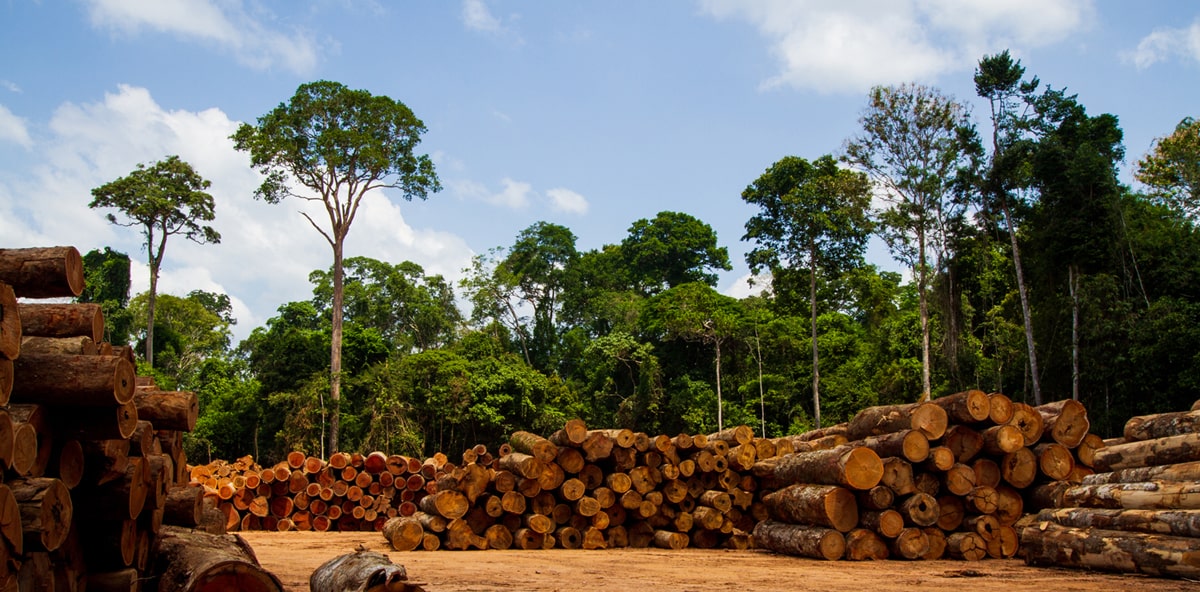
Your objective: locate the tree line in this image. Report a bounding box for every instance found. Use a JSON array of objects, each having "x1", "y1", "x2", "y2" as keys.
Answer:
[{"x1": 81, "y1": 51, "x2": 1200, "y2": 466}]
